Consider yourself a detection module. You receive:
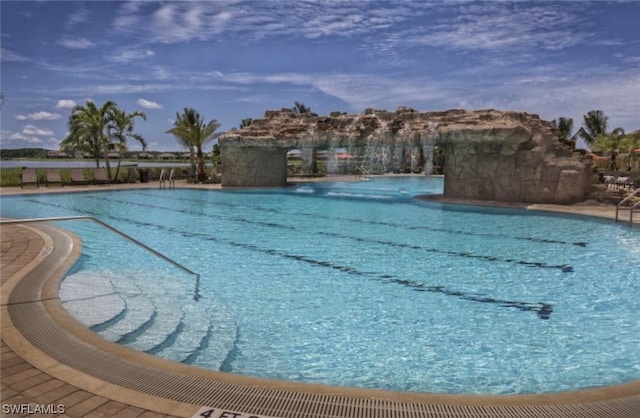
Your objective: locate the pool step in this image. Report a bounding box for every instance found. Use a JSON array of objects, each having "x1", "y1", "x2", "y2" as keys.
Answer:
[
  {"x1": 59, "y1": 269, "x2": 238, "y2": 370},
  {"x1": 98, "y1": 295, "x2": 155, "y2": 342},
  {"x1": 59, "y1": 271, "x2": 158, "y2": 342},
  {"x1": 169, "y1": 298, "x2": 239, "y2": 370},
  {"x1": 125, "y1": 298, "x2": 183, "y2": 352},
  {"x1": 59, "y1": 273, "x2": 126, "y2": 328}
]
